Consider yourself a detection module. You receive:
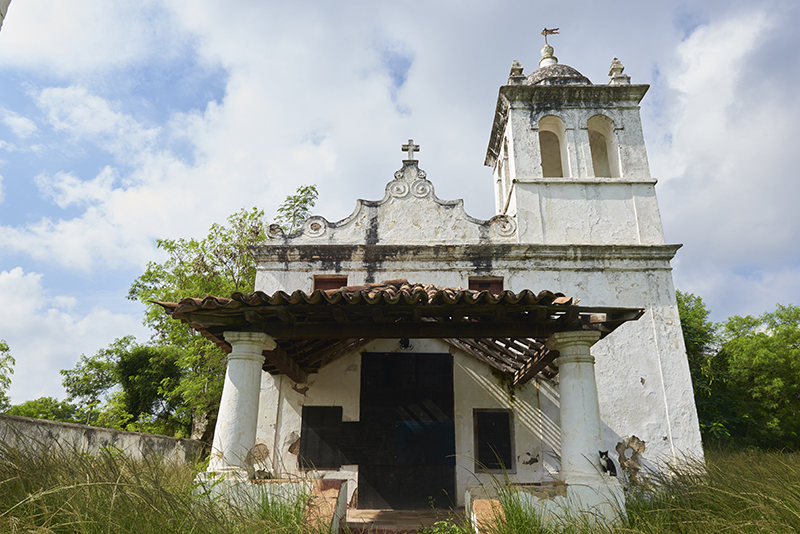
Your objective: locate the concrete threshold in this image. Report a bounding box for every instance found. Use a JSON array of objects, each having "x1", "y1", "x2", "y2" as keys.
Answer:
[{"x1": 346, "y1": 508, "x2": 466, "y2": 533}]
